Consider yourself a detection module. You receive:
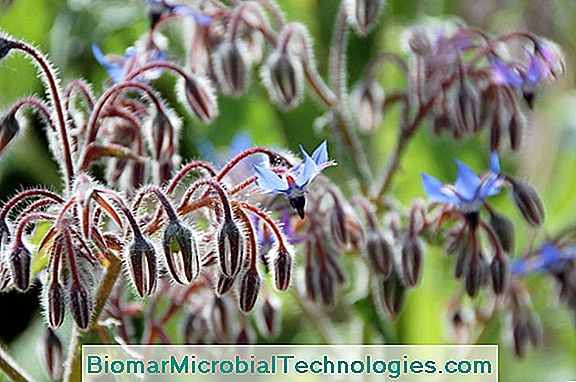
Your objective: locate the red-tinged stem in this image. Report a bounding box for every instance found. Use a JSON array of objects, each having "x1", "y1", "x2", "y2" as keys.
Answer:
[
  {"x1": 167, "y1": 161, "x2": 217, "y2": 194},
  {"x1": 217, "y1": 147, "x2": 292, "y2": 181},
  {"x1": 180, "y1": 179, "x2": 233, "y2": 220},
  {"x1": 9, "y1": 96, "x2": 55, "y2": 132},
  {"x1": 235, "y1": 201, "x2": 287, "y2": 250},
  {"x1": 1, "y1": 189, "x2": 63, "y2": 220},
  {"x1": 65, "y1": 79, "x2": 95, "y2": 111},
  {"x1": 13, "y1": 212, "x2": 54, "y2": 246}
]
